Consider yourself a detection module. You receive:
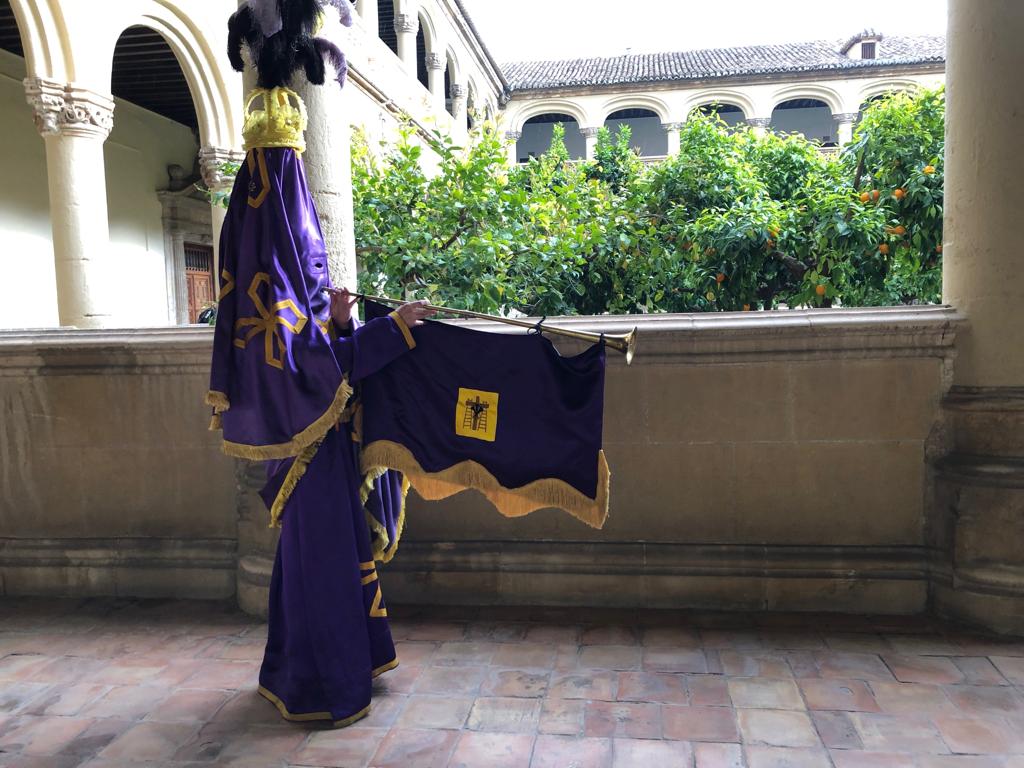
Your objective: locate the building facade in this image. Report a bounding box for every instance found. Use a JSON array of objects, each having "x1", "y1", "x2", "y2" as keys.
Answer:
[{"x1": 0, "y1": 1, "x2": 942, "y2": 330}]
